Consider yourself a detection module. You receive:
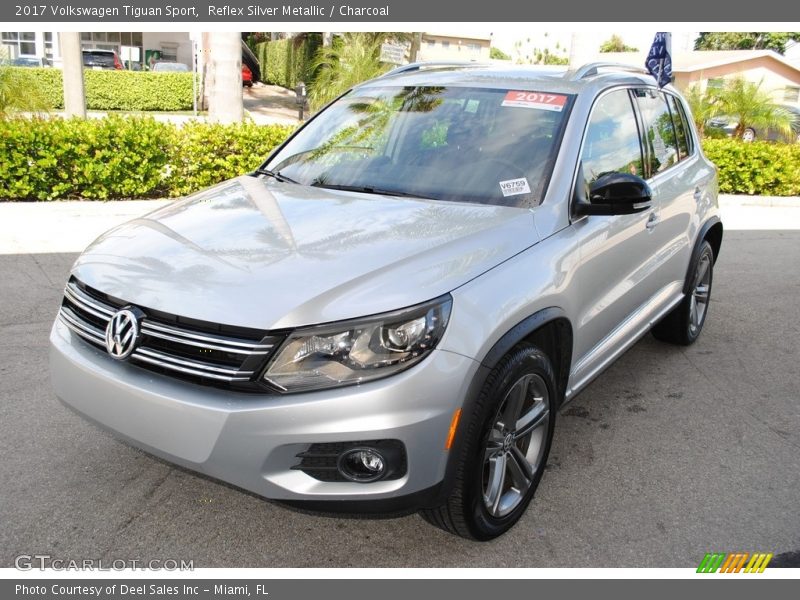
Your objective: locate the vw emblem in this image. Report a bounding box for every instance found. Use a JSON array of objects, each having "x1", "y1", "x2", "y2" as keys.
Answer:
[{"x1": 105, "y1": 308, "x2": 141, "y2": 360}]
